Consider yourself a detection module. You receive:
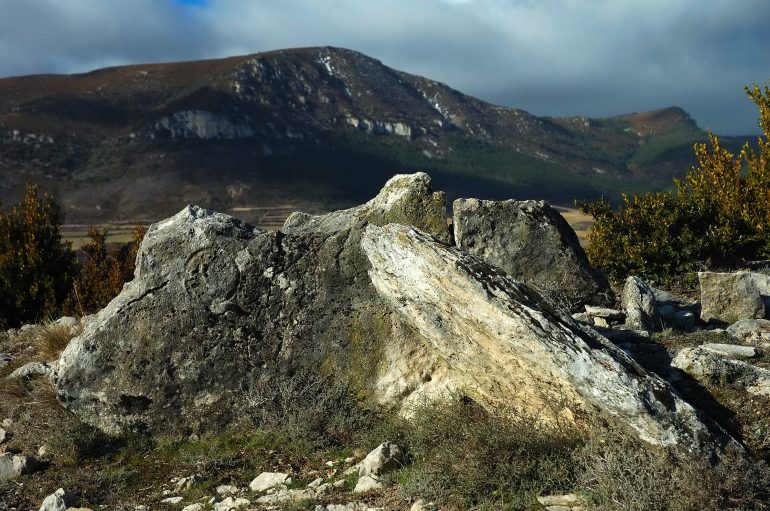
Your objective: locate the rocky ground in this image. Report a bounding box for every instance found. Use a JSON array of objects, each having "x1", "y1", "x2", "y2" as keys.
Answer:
[{"x1": 2, "y1": 173, "x2": 770, "y2": 510}]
